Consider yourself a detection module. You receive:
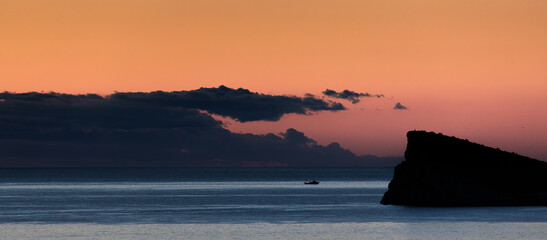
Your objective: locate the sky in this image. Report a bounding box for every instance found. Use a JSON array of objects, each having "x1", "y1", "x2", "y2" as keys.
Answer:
[{"x1": 1, "y1": 0, "x2": 546, "y2": 163}]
